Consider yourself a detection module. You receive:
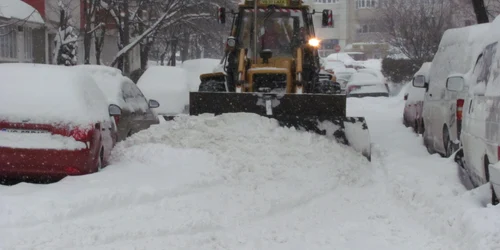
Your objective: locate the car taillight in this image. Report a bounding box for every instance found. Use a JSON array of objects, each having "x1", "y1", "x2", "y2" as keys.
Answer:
[
  {"x1": 113, "y1": 115, "x2": 120, "y2": 126},
  {"x1": 457, "y1": 99, "x2": 465, "y2": 121},
  {"x1": 347, "y1": 85, "x2": 360, "y2": 93},
  {"x1": 70, "y1": 127, "x2": 93, "y2": 142}
]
